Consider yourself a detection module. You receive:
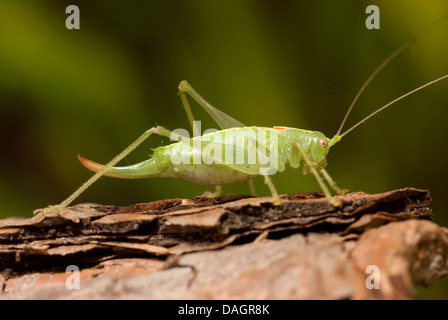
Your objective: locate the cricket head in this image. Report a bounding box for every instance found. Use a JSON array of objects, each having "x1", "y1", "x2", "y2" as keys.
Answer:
[
  {"x1": 329, "y1": 134, "x2": 342, "y2": 147},
  {"x1": 306, "y1": 132, "x2": 340, "y2": 169}
]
